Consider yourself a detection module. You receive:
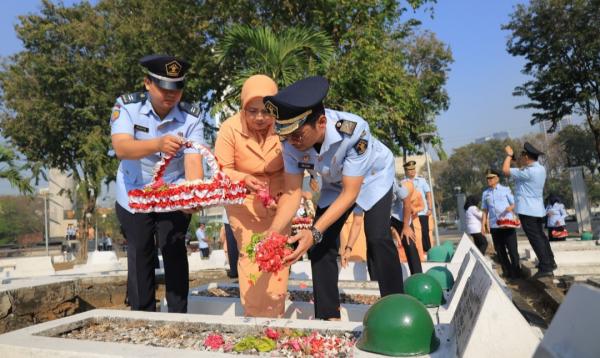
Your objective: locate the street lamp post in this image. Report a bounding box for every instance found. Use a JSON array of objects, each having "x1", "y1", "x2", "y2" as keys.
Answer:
[
  {"x1": 418, "y1": 132, "x2": 440, "y2": 246},
  {"x1": 39, "y1": 188, "x2": 50, "y2": 256}
]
